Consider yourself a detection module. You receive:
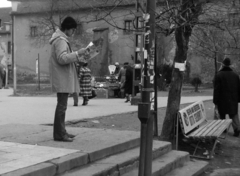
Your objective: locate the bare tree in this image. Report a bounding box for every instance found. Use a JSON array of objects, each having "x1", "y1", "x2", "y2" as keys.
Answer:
[
  {"x1": 190, "y1": 1, "x2": 240, "y2": 77},
  {"x1": 158, "y1": 0, "x2": 207, "y2": 141}
]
